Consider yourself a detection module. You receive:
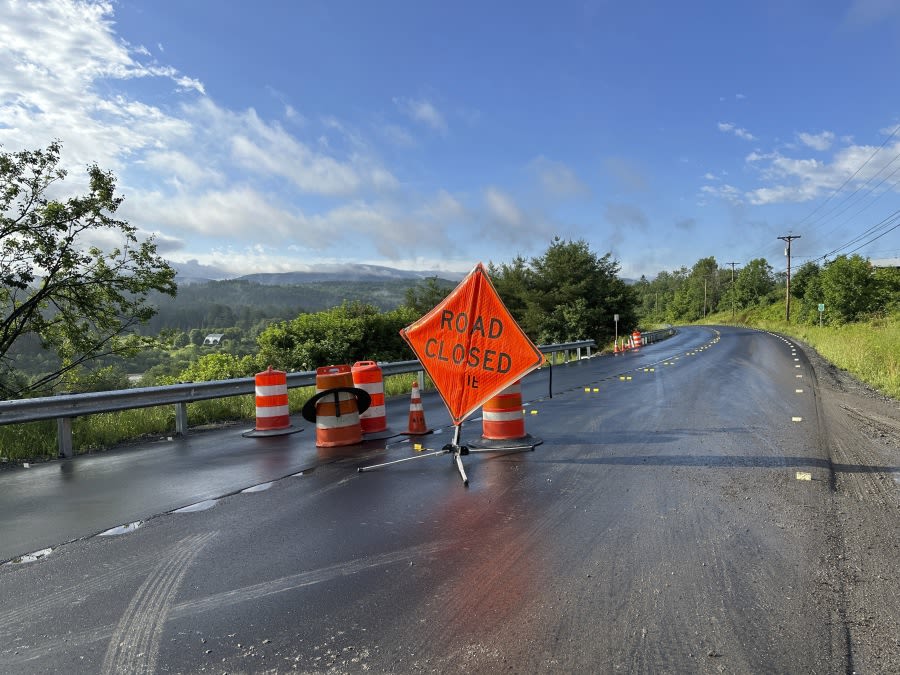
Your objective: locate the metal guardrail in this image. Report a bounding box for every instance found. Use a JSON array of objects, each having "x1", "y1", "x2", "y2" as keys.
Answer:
[
  {"x1": 639, "y1": 326, "x2": 676, "y2": 345},
  {"x1": 0, "y1": 340, "x2": 598, "y2": 458}
]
